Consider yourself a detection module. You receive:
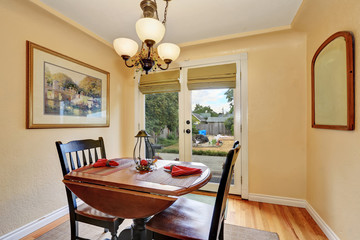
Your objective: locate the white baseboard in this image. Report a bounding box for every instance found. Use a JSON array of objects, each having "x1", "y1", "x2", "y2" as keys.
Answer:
[
  {"x1": 0, "y1": 206, "x2": 69, "y2": 240},
  {"x1": 248, "y1": 193, "x2": 307, "y2": 208},
  {"x1": 305, "y1": 202, "x2": 340, "y2": 240},
  {"x1": 248, "y1": 193, "x2": 340, "y2": 240},
  {"x1": 0, "y1": 199, "x2": 83, "y2": 240}
]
